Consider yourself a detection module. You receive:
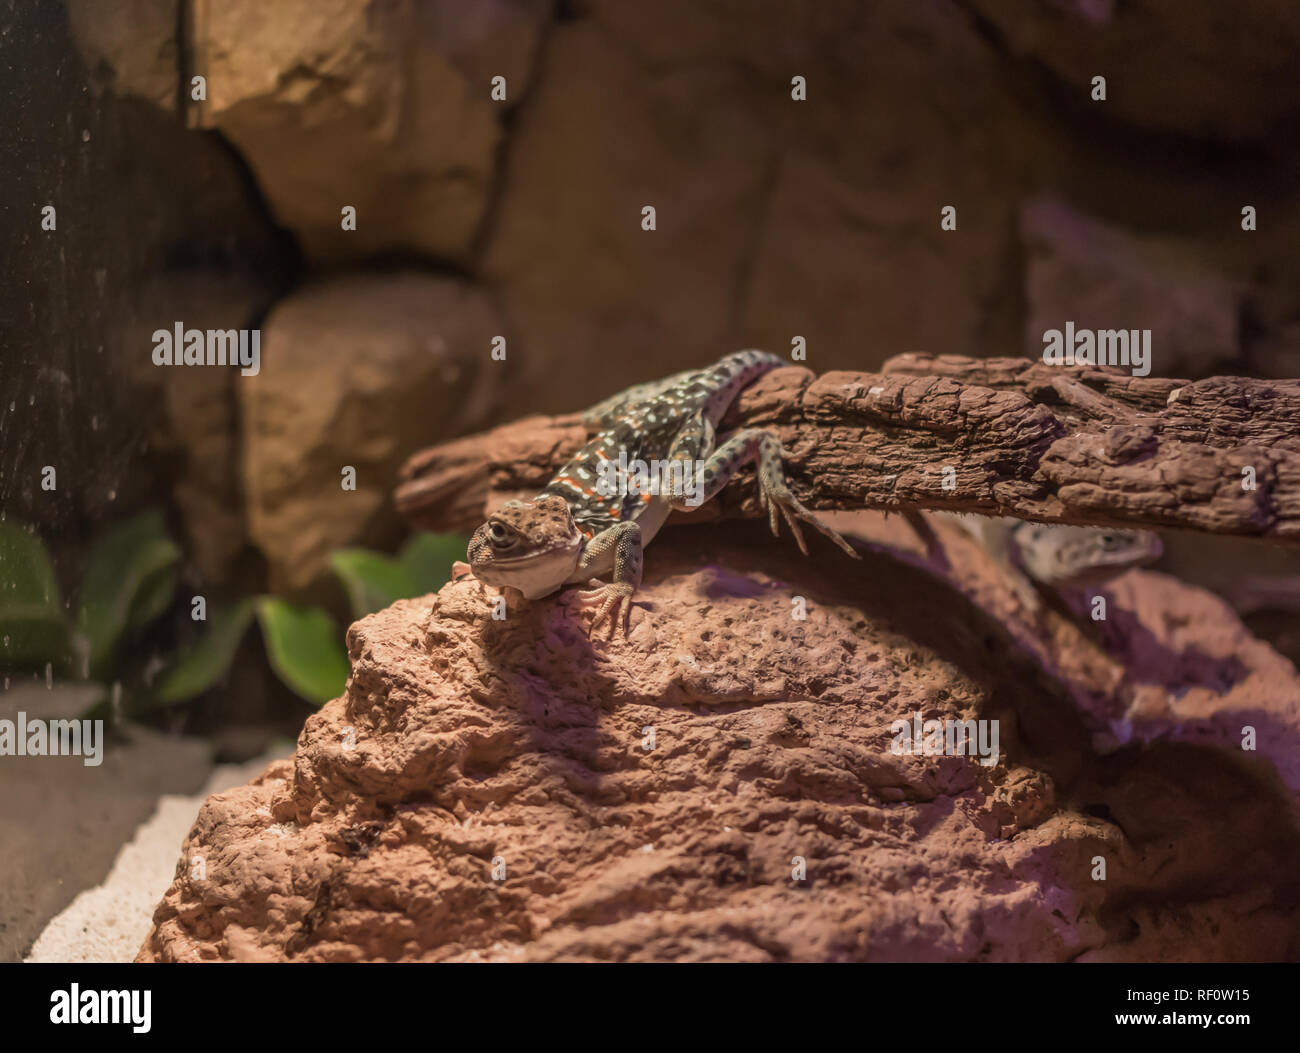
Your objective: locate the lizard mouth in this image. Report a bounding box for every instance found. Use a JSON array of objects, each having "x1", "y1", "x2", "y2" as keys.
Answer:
[
  {"x1": 1062, "y1": 546, "x2": 1163, "y2": 585},
  {"x1": 481, "y1": 531, "x2": 583, "y2": 566},
  {"x1": 488, "y1": 550, "x2": 569, "y2": 566}
]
